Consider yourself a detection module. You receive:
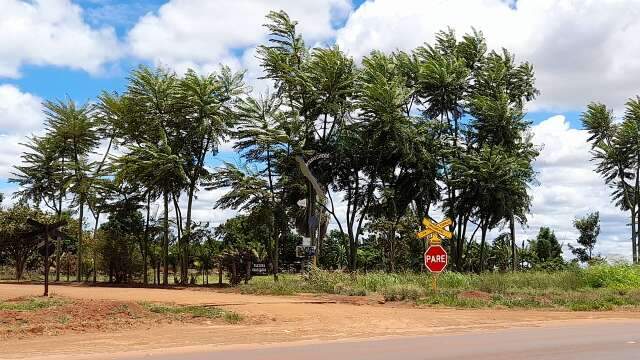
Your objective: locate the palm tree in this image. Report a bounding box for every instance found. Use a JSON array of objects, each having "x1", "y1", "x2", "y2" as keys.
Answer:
[
  {"x1": 175, "y1": 68, "x2": 243, "y2": 283},
  {"x1": 453, "y1": 146, "x2": 534, "y2": 272},
  {"x1": 114, "y1": 130, "x2": 187, "y2": 285},
  {"x1": 43, "y1": 99, "x2": 99, "y2": 281},
  {"x1": 11, "y1": 134, "x2": 70, "y2": 280},
  {"x1": 583, "y1": 101, "x2": 640, "y2": 263}
]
